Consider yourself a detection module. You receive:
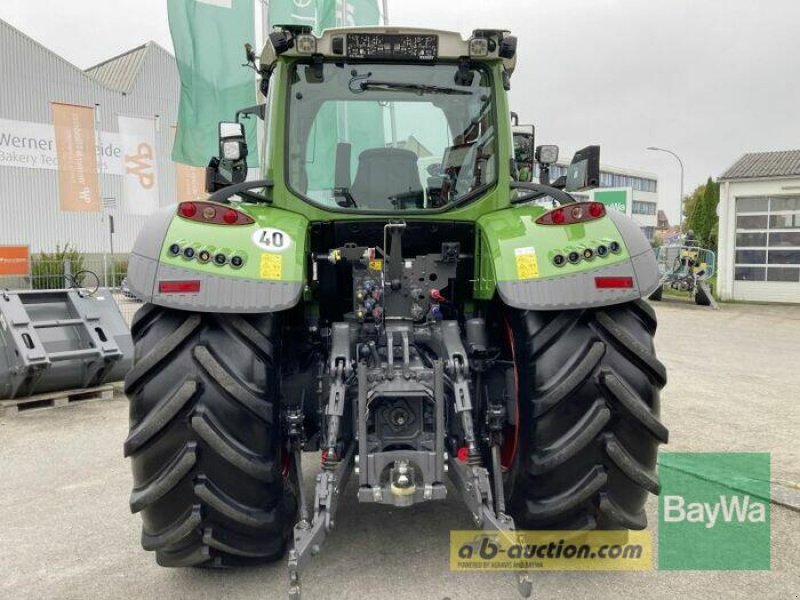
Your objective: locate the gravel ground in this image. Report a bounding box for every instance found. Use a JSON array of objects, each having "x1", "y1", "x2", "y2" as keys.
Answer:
[{"x1": 1, "y1": 299, "x2": 798, "y2": 600}]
